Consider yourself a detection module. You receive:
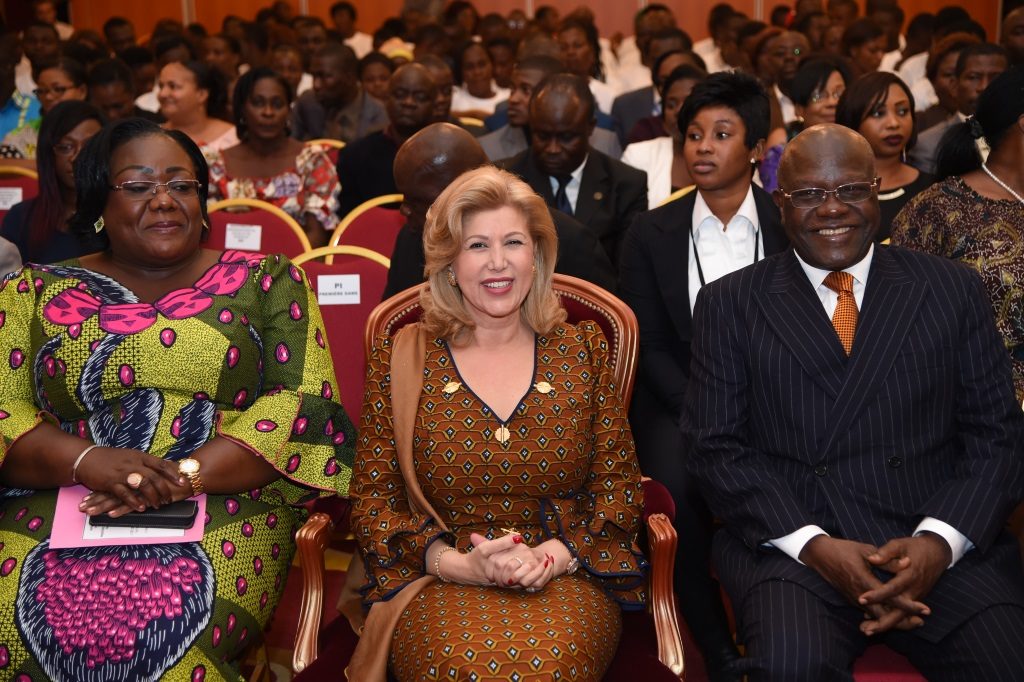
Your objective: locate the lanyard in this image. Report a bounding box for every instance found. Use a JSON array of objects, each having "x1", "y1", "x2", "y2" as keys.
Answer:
[{"x1": 689, "y1": 220, "x2": 761, "y2": 288}]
